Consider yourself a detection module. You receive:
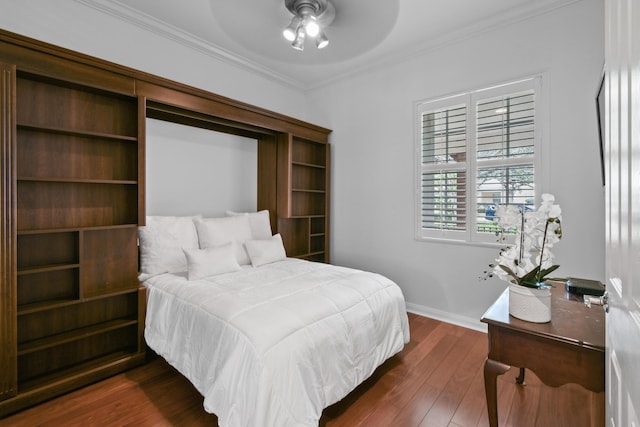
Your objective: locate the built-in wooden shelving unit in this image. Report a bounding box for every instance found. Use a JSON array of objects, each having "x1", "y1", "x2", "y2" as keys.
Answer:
[{"x1": 0, "y1": 28, "x2": 331, "y2": 417}]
